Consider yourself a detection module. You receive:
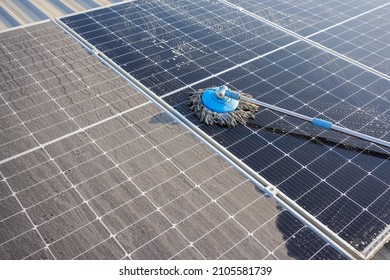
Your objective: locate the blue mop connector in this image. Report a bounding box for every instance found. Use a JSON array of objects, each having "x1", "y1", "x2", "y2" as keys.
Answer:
[
  {"x1": 224, "y1": 89, "x2": 241, "y2": 100},
  {"x1": 201, "y1": 86, "x2": 240, "y2": 113},
  {"x1": 312, "y1": 118, "x2": 333, "y2": 130}
]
